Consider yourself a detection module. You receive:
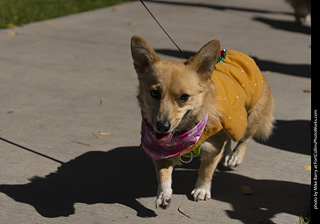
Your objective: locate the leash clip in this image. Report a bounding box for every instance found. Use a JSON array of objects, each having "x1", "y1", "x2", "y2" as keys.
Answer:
[{"x1": 179, "y1": 152, "x2": 194, "y2": 164}]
